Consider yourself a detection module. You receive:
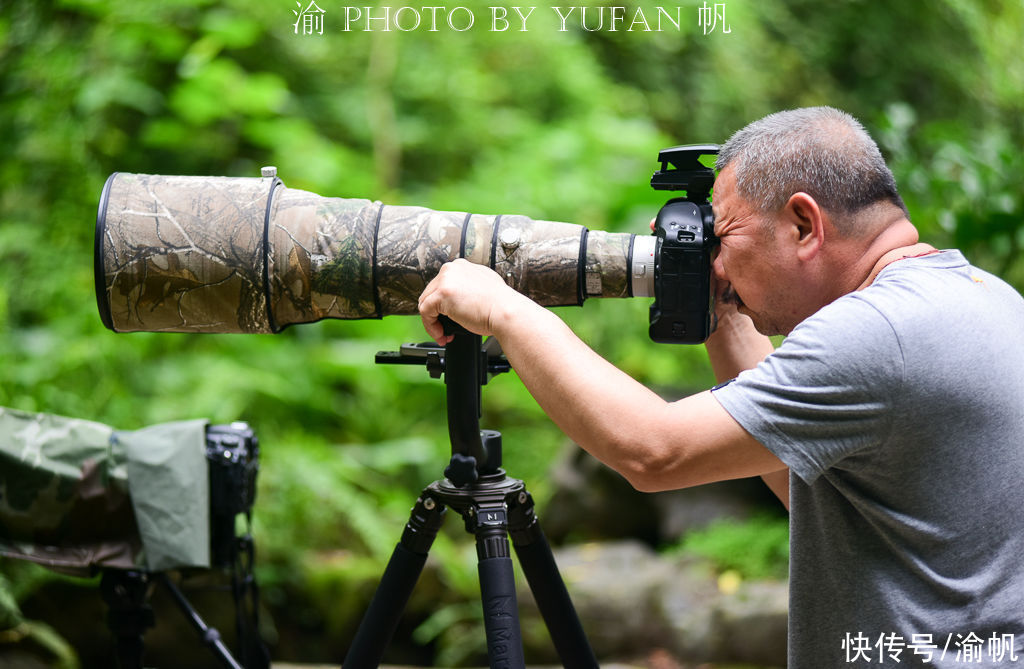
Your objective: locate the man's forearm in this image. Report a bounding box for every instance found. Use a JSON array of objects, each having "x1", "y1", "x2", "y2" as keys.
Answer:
[
  {"x1": 704, "y1": 309, "x2": 775, "y2": 383},
  {"x1": 490, "y1": 298, "x2": 670, "y2": 482},
  {"x1": 703, "y1": 309, "x2": 789, "y2": 508}
]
